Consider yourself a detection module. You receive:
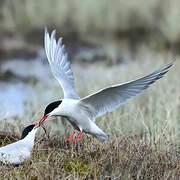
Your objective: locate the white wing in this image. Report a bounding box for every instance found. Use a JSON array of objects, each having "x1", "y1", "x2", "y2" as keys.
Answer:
[
  {"x1": 80, "y1": 62, "x2": 173, "y2": 119},
  {"x1": 44, "y1": 28, "x2": 79, "y2": 99}
]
